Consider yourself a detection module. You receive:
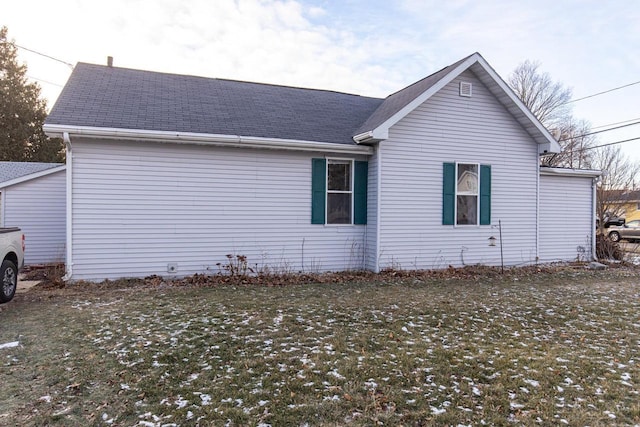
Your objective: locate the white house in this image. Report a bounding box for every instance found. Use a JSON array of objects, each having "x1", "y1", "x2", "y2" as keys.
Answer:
[
  {"x1": 0, "y1": 162, "x2": 66, "y2": 265},
  {"x1": 43, "y1": 52, "x2": 599, "y2": 281}
]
